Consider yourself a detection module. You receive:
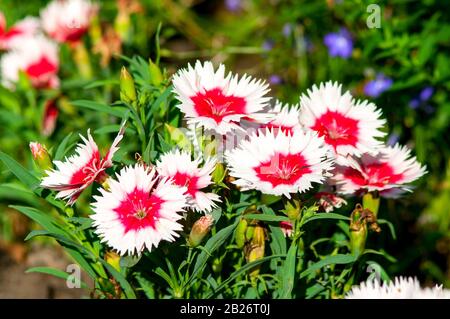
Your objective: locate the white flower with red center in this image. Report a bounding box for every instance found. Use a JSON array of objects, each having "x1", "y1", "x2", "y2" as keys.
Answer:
[
  {"x1": 40, "y1": 0, "x2": 98, "y2": 44},
  {"x1": 91, "y1": 165, "x2": 188, "y2": 256},
  {"x1": 346, "y1": 277, "x2": 450, "y2": 299},
  {"x1": 156, "y1": 149, "x2": 221, "y2": 213},
  {"x1": 172, "y1": 60, "x2": 271, "y2": 135},
  {"x1": 331, "y1": 143, "x2": 427, "y2": 197},
  {"x1": 41, "y1": 125, "x2": 125, "y2": 205},
  {"x1": 314, "y1": 191, "x2": 348, "y2": 212},
  {"x1": 299, "y1": 81, "x2": 386, "y2": 159},
  {"x1": 0, "y1": 13, "x2": 40, "y2": 50},
  {"x1": 258, "y1": 101, "x2": 302, "y2": 135},
  {"x1": 0, "y1": 35, "x2": 59, "y2": 90},
  {"x1": 225, "y1": 129, "x2": 333, "y2": 197}
]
